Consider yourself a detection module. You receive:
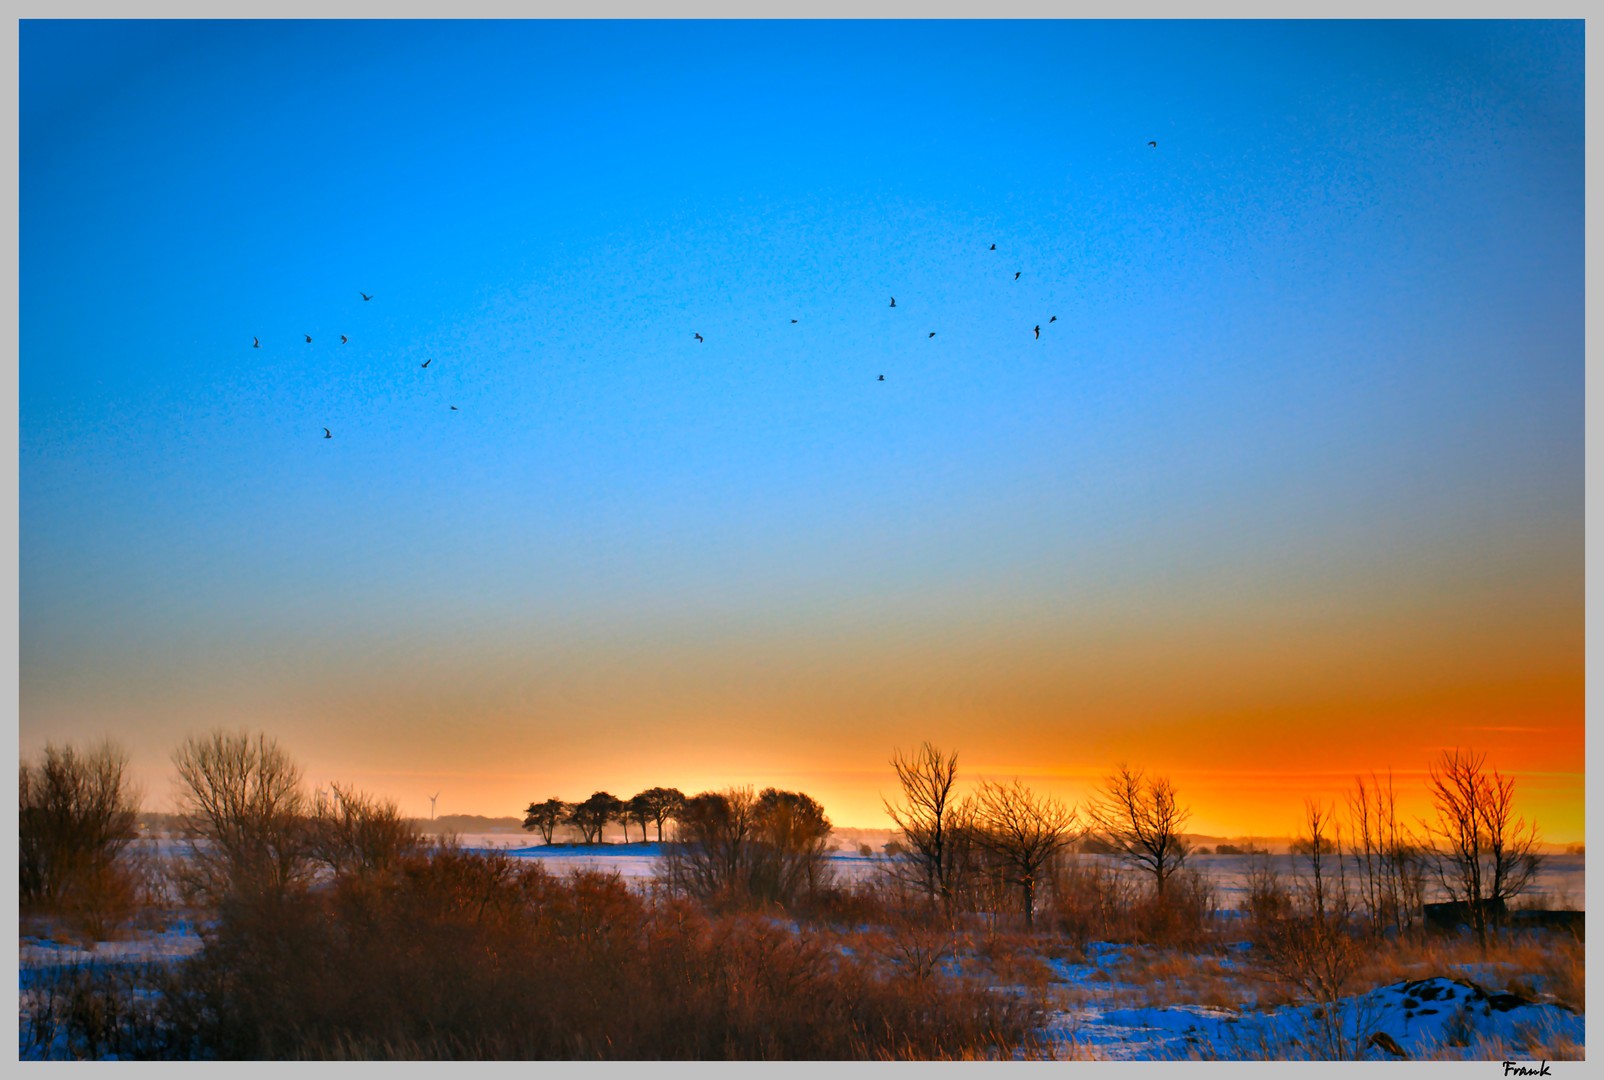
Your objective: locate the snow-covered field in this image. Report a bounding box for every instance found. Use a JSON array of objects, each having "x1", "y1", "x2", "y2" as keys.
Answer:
[
  {"x1": 20, "y1": 843, "x2": 1585, "y2": 1061},
  {"x1": 1035, "y1": 942, "x2": 1582, "y2": 1060},
  {"x1": 467, "y1": 839, "x2": 1587, "y2": 908}
]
